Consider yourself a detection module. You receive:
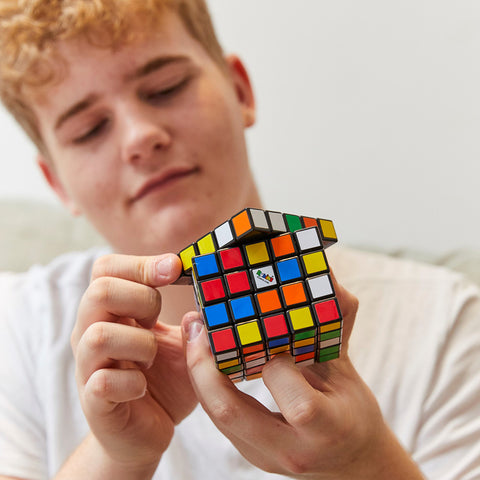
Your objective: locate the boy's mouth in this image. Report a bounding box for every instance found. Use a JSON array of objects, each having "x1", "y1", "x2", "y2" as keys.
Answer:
[{"x1": 130, "y1": 166, "x2": 200, "y2": 202}]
